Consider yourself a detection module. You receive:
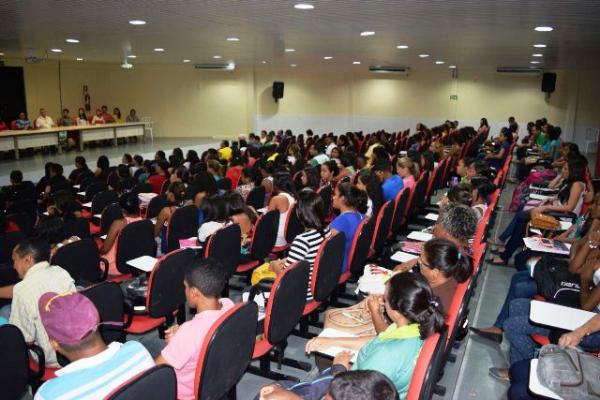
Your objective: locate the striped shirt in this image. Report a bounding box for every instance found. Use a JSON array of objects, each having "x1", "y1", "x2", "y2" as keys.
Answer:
[
  {"x1": 34, "y1": 341, "x2": 155, "y2": 400},
  {"x1": 284, "y1": 227, "x2": 331, "y2": 300}
]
